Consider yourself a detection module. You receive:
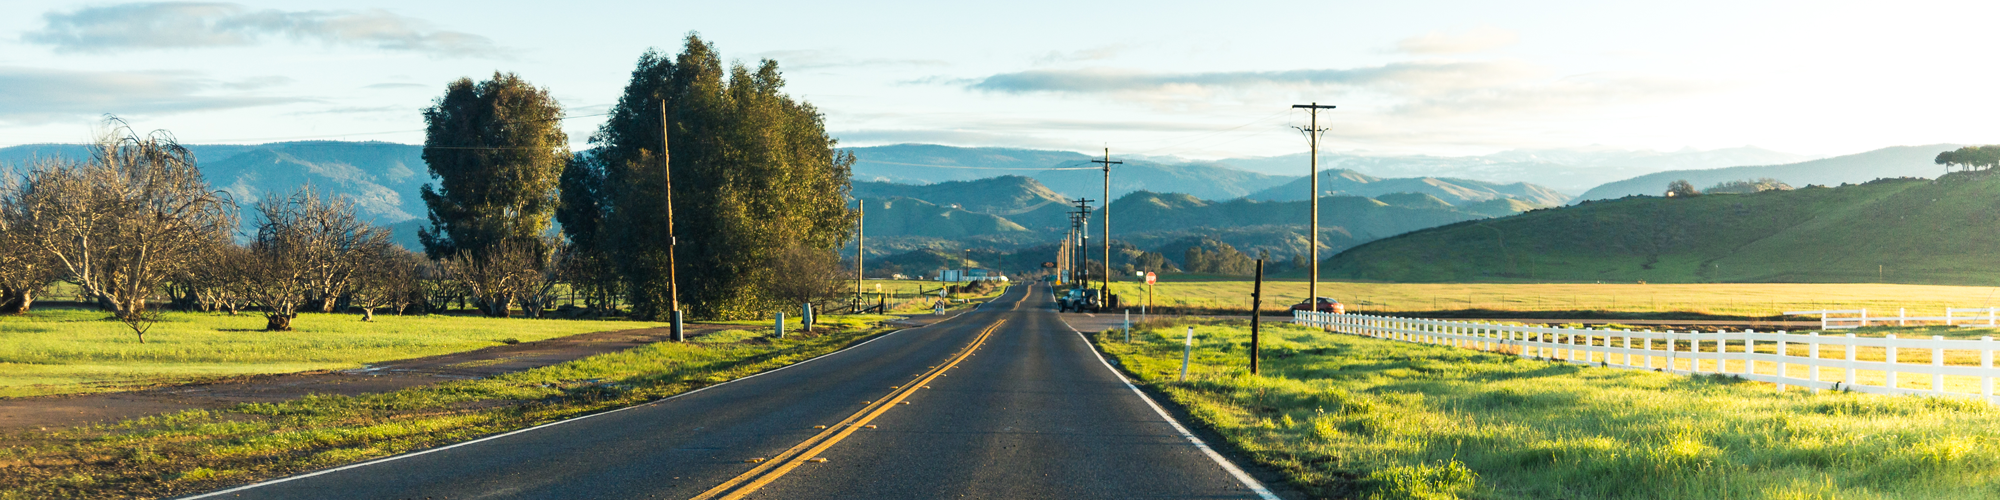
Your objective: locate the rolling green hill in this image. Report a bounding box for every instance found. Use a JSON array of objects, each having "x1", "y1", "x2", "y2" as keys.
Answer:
[{"x1": 1324, "y1": 172, "x2": 2000, "y2": 284}]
